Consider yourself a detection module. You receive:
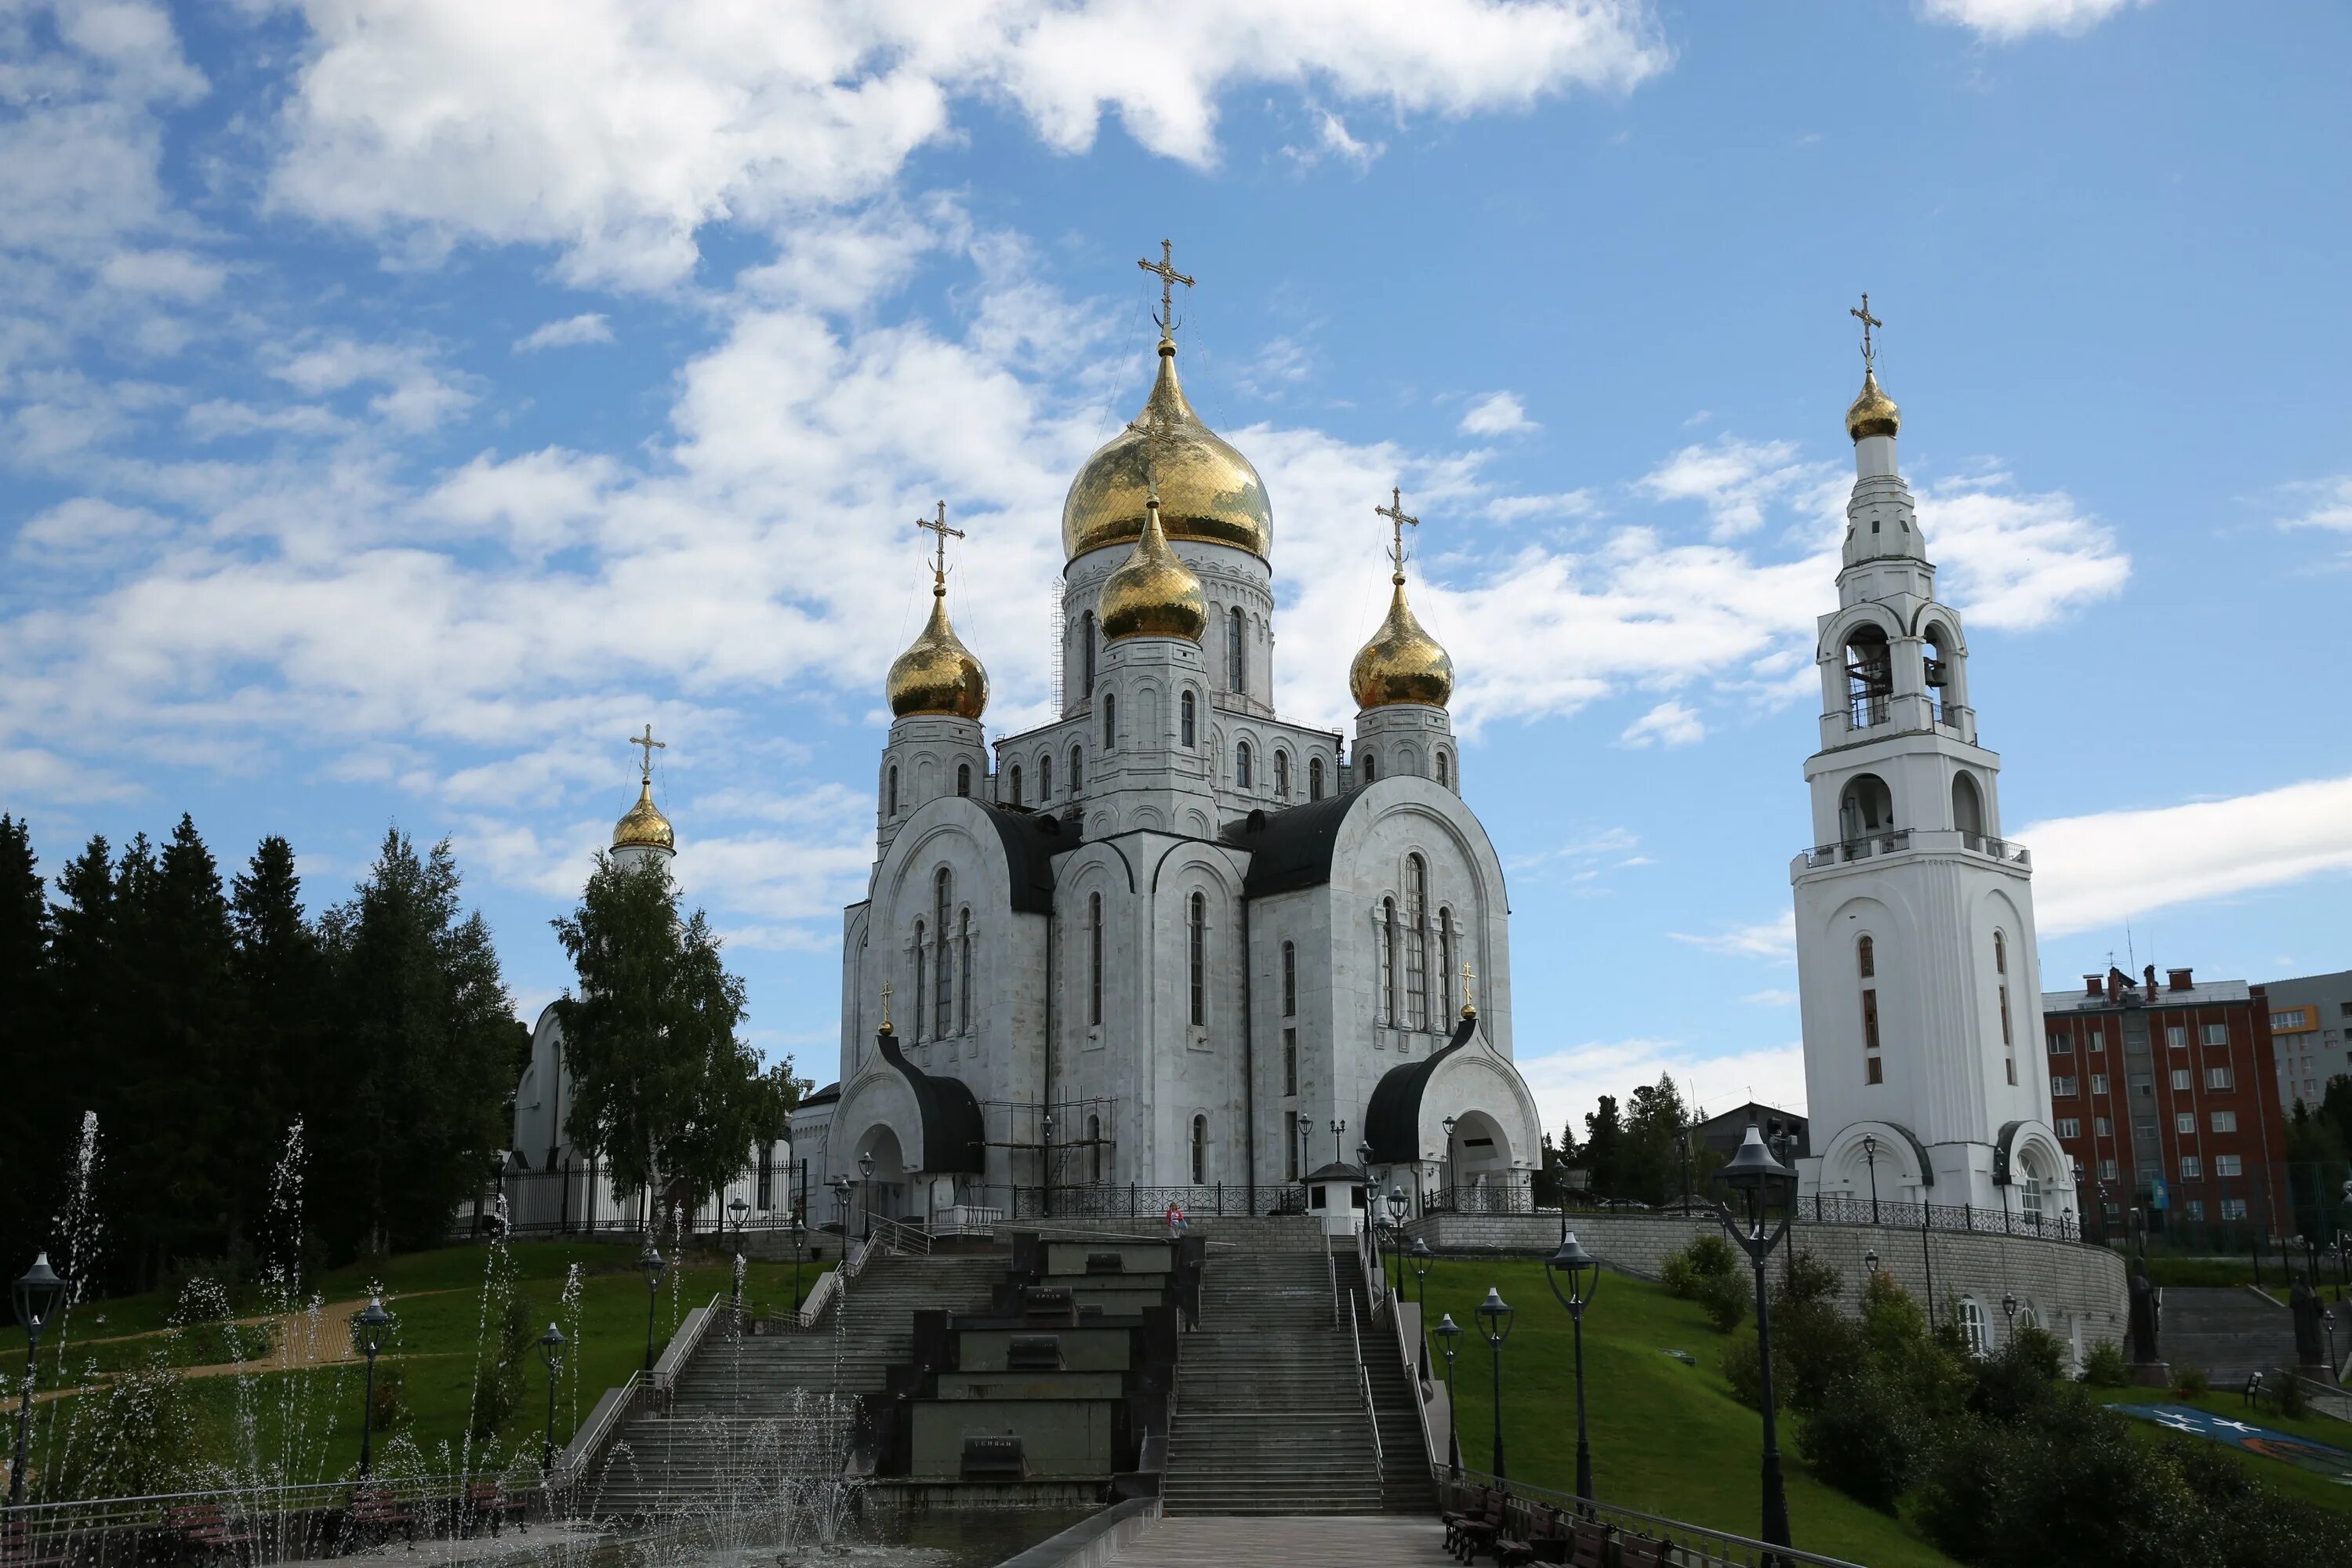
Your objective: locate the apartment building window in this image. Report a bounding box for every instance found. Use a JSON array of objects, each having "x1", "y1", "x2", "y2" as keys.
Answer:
[
  {"x1": 2166, "y1": 1025, "x2": 2187, "y2": 1049},
  {"x1": 2175, "y1": 1112, "x2": 2194, "y2": 1135},
  {"x1": 2271, "y1": 1011, "x2": 2307, "y2": 1031},
  {"x1": 2206, "y1": 1066, "x2": 2234, "y2": 1091},
  {"x1": 2049, "y1": 1033, "x2": 2073, "y2": 1054},
  {"x1": 2051, "y1": 1076, "x2": 2077, "y2": 1098},
  {"x1": 1281, "y1": 942, "x2": 1297, "y2": 1017},
  {"x1": 2180, "y1": 1156, "x2": 2203, "y2": 1180},
  {"x1": 2215, "y1": 1154, "x2": 2243, "y2": 1178},
  {"x1": 2201, "y1": 1023, "x2": 2229, "y2": 1046},
  {"x1": 2222, "y1": 1197, "x2": 2249, "y2": 1221},
  {"x1": 2170, "y1": 1069, "x2": 2192, "y2": 1091},
  {"x1": 2210, "y1": 1110, "x2": 2238, "y2": 1133},
  {"x1": 2090, "y1": 1073, "x2": 2109, "y2": 1095},
  {"x1": 2056, "y1": 1117, "x2": 2081, "y2": 1138},
  {"x1": 2095, "y1": 1116, "x2": 2112, "y2": 1137},
  {"x1": 2186, "y1": 1200, "x2": 2205, "y2": 1221},
  {"x1": 2099, "y1": 1158, "x2": 2119, "y2": 1181},
  {"x1": 2089, "y1": 1031, "x2": 2104, "y2": 1053}
]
